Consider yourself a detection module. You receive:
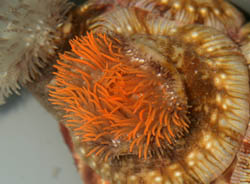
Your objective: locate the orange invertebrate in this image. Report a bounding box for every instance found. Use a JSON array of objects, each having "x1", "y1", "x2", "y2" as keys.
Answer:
[{"x1": 49, "y1": 32, "x2": 190, "y2": 161}]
